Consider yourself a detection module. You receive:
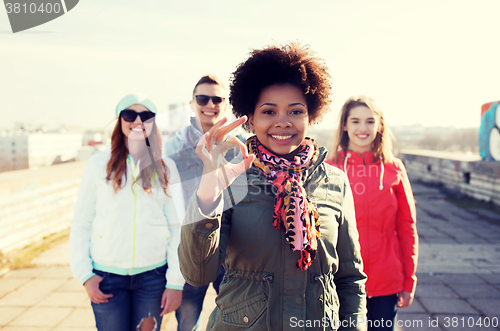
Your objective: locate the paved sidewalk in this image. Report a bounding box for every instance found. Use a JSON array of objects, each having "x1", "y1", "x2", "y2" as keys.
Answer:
[
  {"x1": 396, "y1": 183, "x2": 500, "y2": 331},
  {"x1": 0, "y1": 183, "x2": 499, "y2": 330},
  {"x1": 0, "y1": 241, "x2": 216, "y2": 331}
]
